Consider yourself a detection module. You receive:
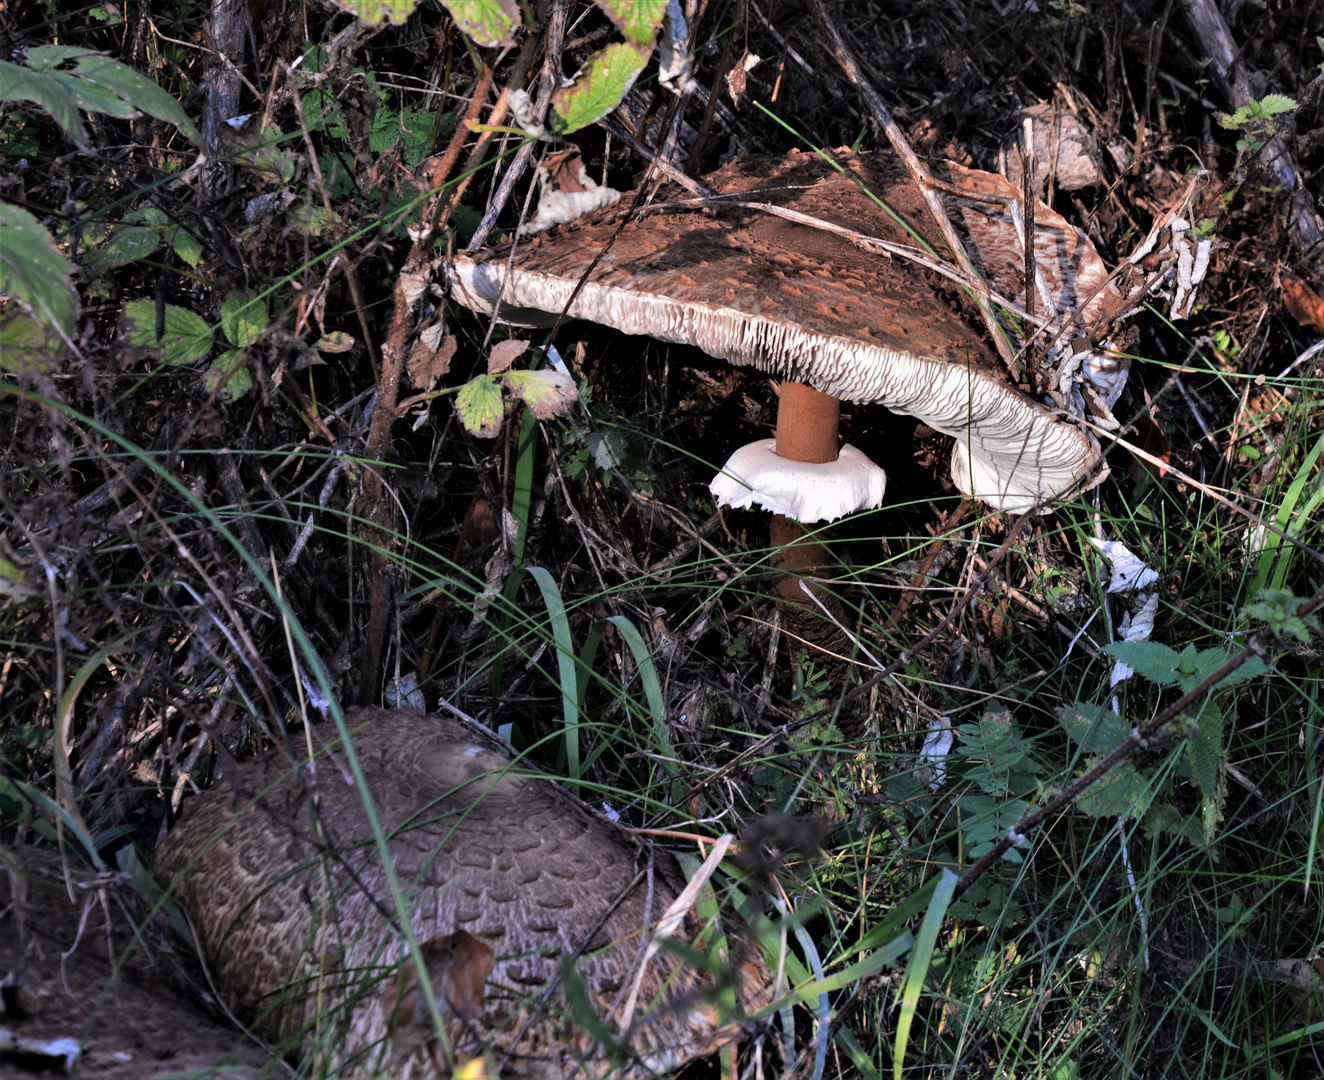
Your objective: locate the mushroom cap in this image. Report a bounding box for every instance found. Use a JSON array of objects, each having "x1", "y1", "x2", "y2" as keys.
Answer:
[
  {"x1": 452, "y1": 150, "x2": 1113, "y2": 511},
  {"x1": 710, "y1": 440, "x2": 886, "y2": 523},
  {"x1": 156, "y1": 708, "x2": 772, "y2": 1078}
]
